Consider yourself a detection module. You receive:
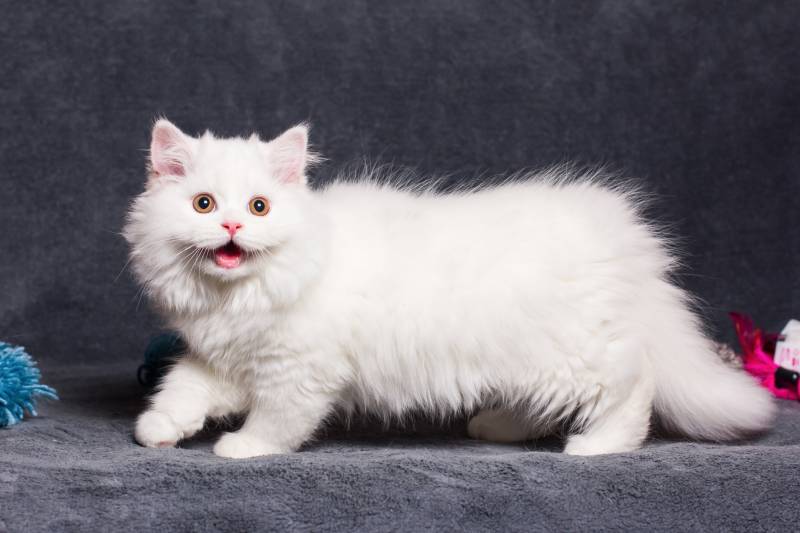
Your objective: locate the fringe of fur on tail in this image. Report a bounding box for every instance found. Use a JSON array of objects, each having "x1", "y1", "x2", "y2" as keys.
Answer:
[{"x1": 648, "y1": 283, "x2": 775, "y2": 440}]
